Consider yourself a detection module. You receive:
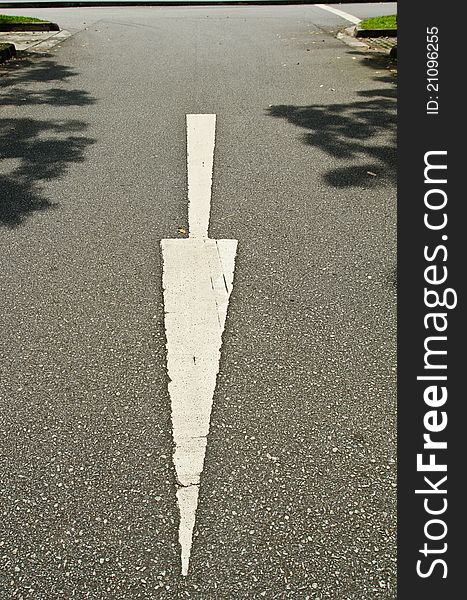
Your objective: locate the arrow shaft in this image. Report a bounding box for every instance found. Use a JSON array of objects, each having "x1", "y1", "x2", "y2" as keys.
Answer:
[{"x1": 187, "y1": 114, "x2": 216, "y2": 239}]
